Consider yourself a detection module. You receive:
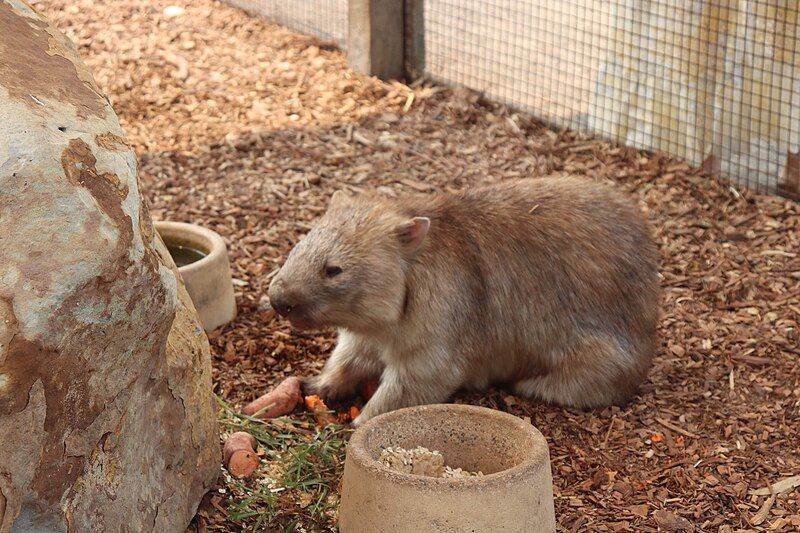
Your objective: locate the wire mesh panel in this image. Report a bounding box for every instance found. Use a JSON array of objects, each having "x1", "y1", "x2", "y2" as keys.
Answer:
[
  {"x1": 410, "y1": 0, "x2": 800, "y2": 196},
  {"x1": 226, "y1": 0, "x2": 347, "y2": 46},
  {"x1": 414, "y1": 1, "x2": 612, "y2": 131}
]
